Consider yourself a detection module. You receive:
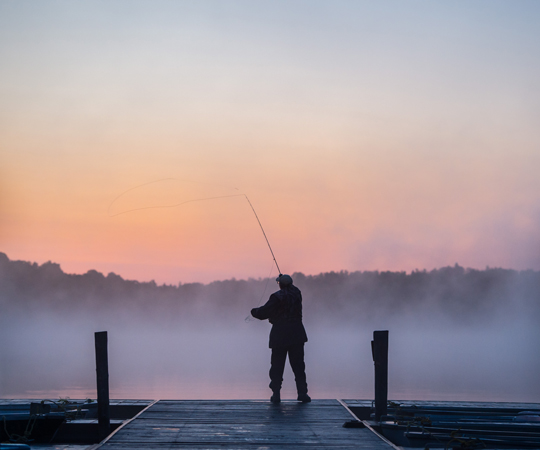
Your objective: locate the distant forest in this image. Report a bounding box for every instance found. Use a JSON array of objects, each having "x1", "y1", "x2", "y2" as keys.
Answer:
[{"x1": 1, "y1": 252, "x2": 539, "y2": 324}]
